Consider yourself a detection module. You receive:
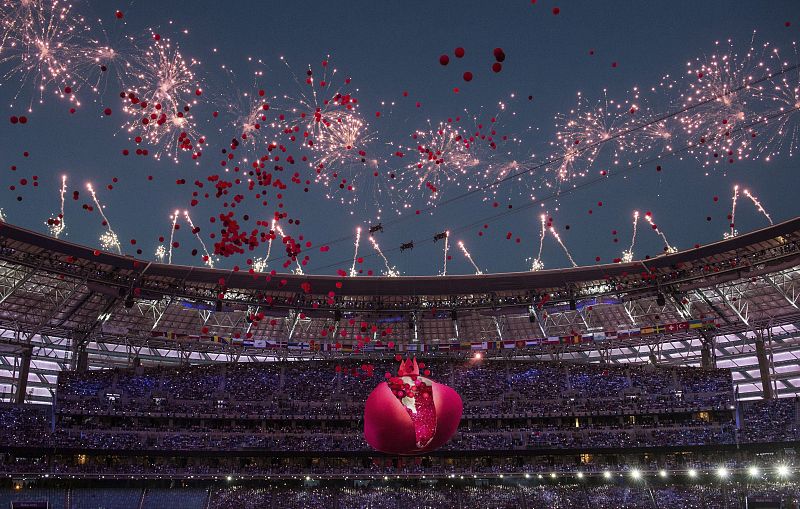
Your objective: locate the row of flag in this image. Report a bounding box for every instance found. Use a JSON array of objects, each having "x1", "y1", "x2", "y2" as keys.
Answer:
[{"x1": 143, "y1": 318, "x2": 717, "y2": 352}]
